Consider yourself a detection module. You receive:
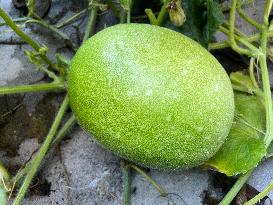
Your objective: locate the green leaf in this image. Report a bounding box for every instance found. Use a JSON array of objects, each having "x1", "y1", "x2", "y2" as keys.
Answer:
[
  {"x1": 205, "y1": 93, "x2": 266, "y2": 176},
  {"x1": 205, "y1": 0, "x2": 224, "y2": 44},
  {"x1": 230, "y1": 71, "x2": 257, "y2": 94},
  {"x1": 165, "y1": 0, "x2": 224, "y2": 47}
]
